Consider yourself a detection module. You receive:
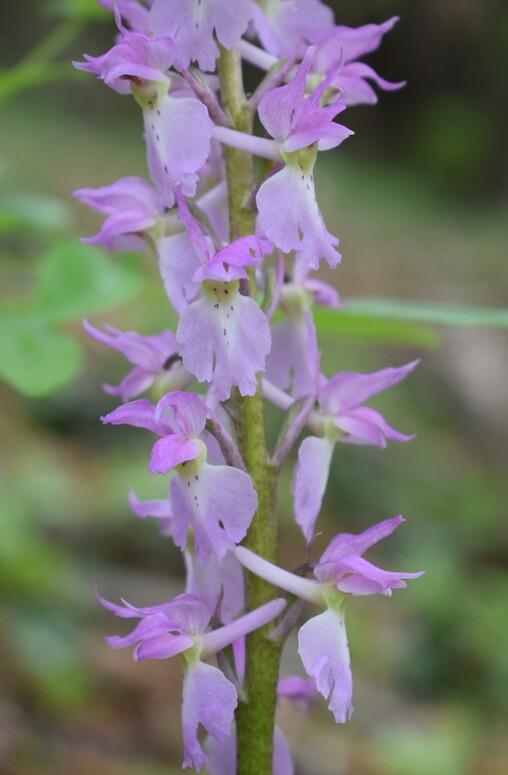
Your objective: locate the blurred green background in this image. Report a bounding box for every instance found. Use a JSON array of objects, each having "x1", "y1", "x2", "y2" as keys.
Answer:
[{"x1": 1, "y1": 1, "x2": 507, "y2": 774}]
